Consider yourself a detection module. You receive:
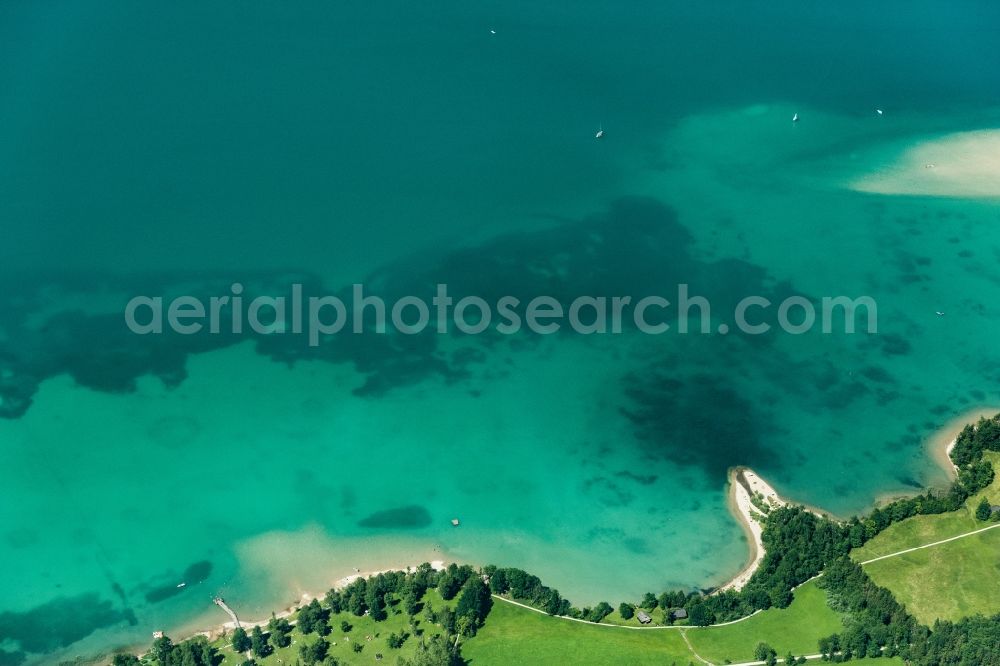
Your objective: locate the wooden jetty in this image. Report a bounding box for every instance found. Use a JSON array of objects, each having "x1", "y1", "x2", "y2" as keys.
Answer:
[{"x1": 213, "y1": 597, "x2": 240, "y2": 628}]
